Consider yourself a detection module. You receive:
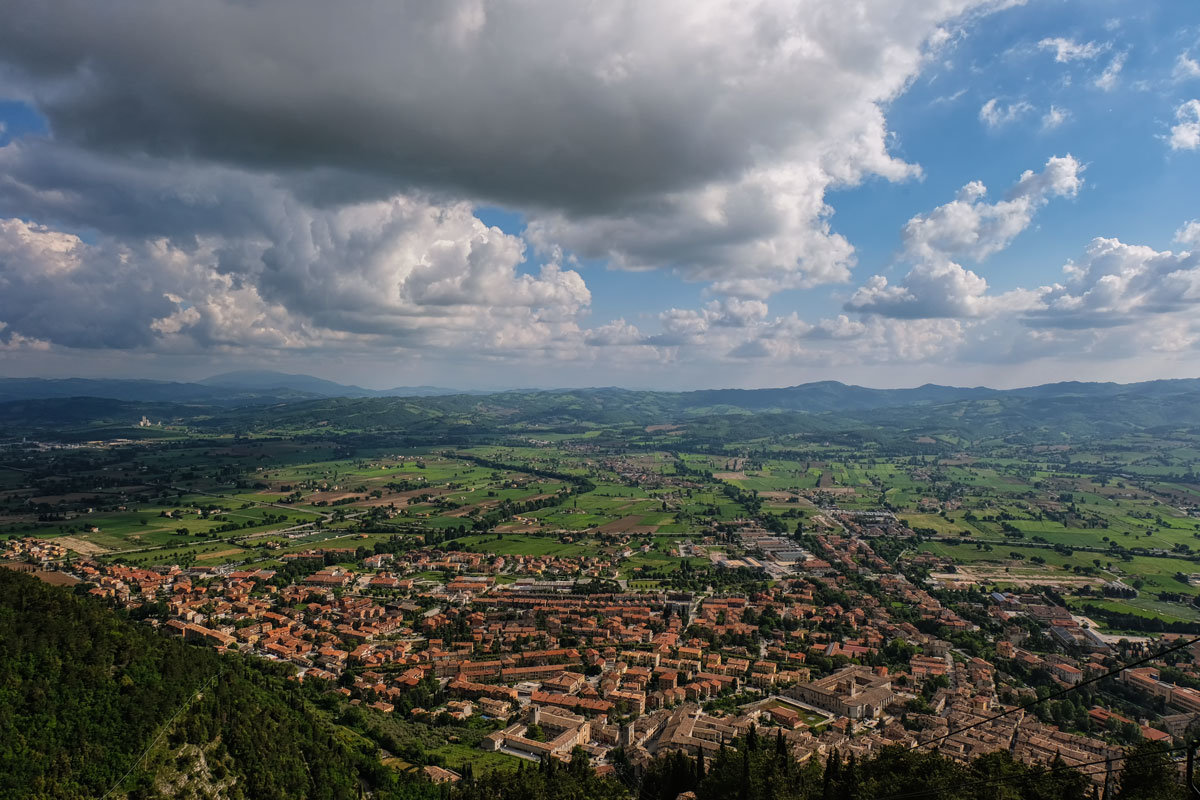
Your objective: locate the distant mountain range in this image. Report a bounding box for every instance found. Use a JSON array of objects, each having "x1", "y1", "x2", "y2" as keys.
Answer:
[
  {"x1": 670, "y1": 377, "x2": 1200, "y2": 412},
  {"x1": 0, "y1": 371, "x2": 477, "y2": 405},
  {"x1": 199, "y1": 370, "x2": 474, "y2": 398},
  {"x1": 3, "y1": 373, "x2": 1200, "y2": 442},
  {"x1": 1, "y1": 371, "x2": 1199, "y2": 410}
]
